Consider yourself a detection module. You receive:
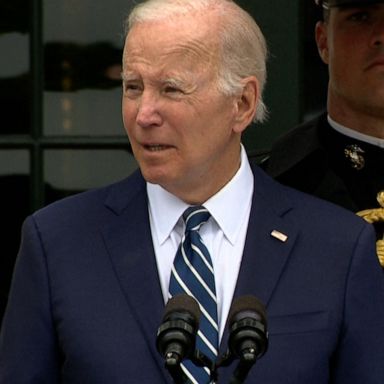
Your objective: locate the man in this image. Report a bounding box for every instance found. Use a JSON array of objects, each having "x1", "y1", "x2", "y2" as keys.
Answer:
[
  {"x1": 1, "y1": 0, "x2": 384, "y2": 383},
  {"x1": 264, "y1": 0, "x2": 384, "y2": 266}
]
